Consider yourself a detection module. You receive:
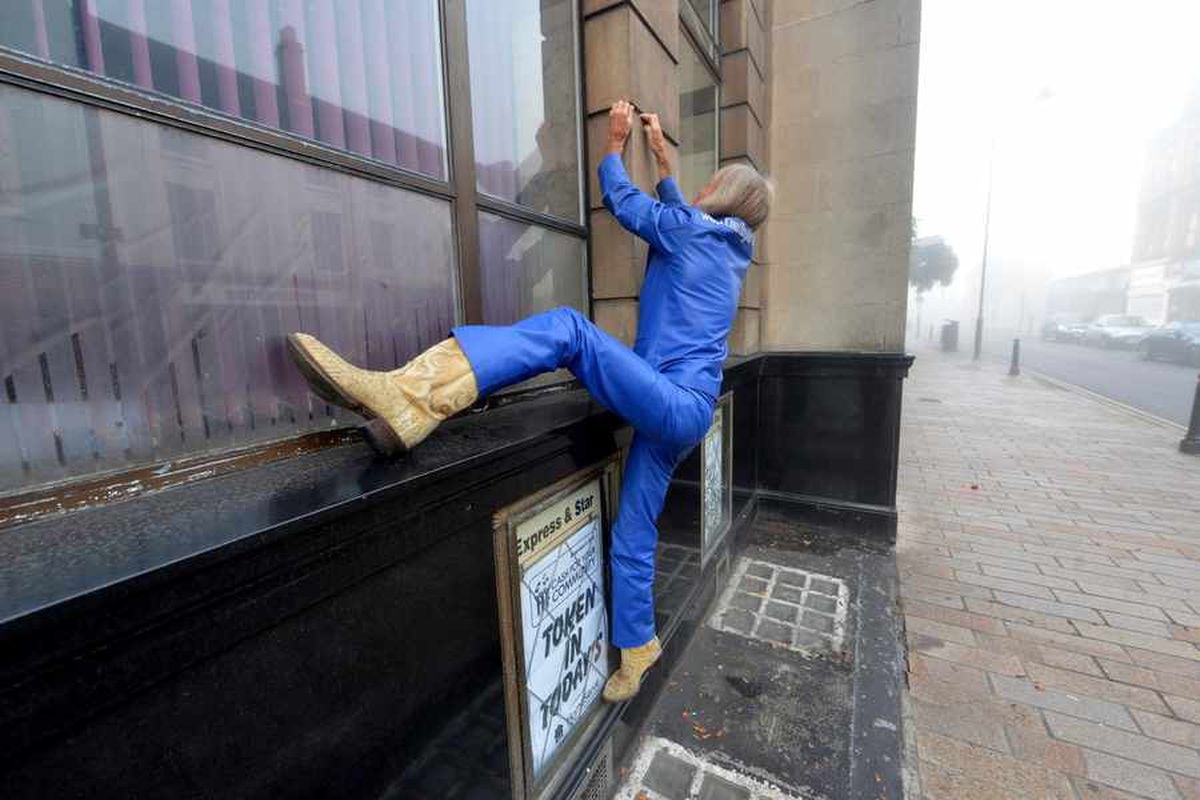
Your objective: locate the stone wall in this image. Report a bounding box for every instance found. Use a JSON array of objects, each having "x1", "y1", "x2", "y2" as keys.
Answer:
[
  {"x1": 762, "y1": 0, "x2": 920, "y2": 352},
  {"x1": 584, "y1": 0, "x2": 681, "y2": 345},
  {"x1": 721, "y1": 0, "x2": 771, "y2": 355}
]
